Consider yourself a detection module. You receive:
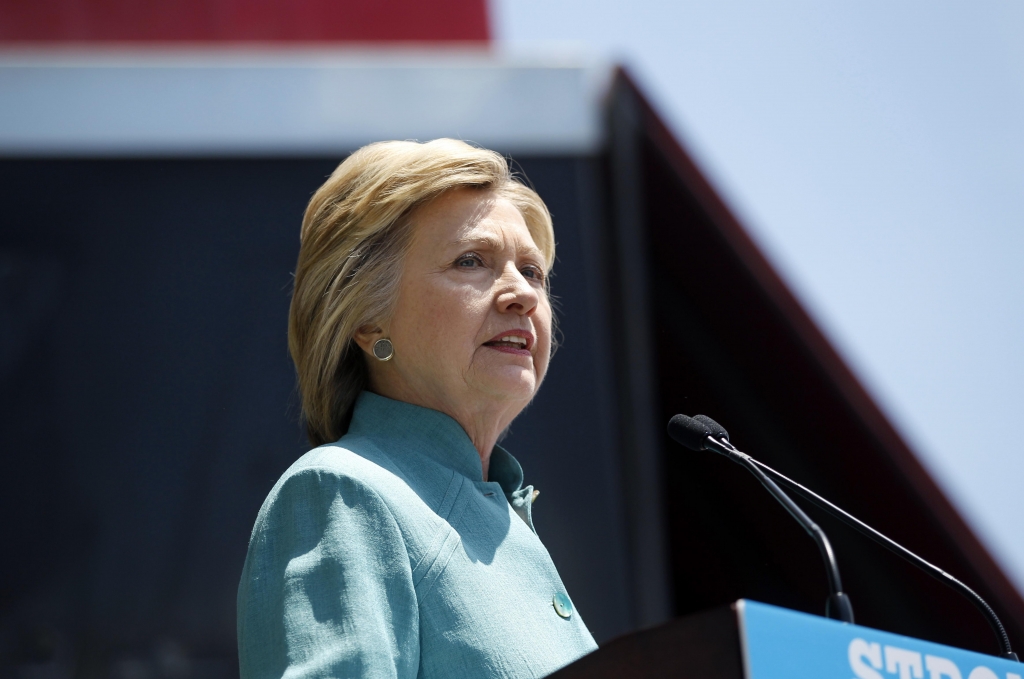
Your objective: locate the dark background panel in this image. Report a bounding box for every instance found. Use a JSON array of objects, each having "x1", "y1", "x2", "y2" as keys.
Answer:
[
  {"x1": 1, "y1": 159, "x2": 329, "y2": 677},
  {"x1": 0, "y1": 156, "x2": 632, "y2": 677}
]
